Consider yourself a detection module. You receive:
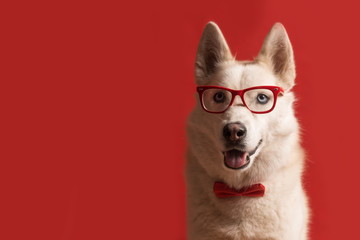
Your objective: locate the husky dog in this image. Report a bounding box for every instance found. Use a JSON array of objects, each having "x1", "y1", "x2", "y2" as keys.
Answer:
[{"x1": 186, "y1": 22, "x2": 309, "y2": 240}]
